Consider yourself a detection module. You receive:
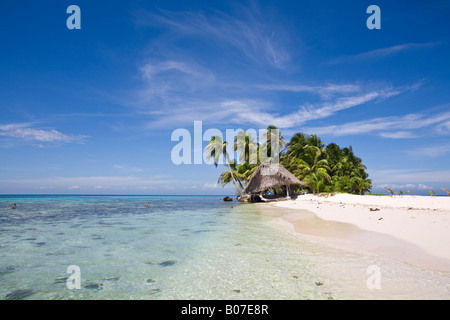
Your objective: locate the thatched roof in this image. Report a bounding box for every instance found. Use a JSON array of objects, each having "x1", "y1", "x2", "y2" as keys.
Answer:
[{"x1": 243, "y1": 163, "x2": 308, "y2": 194}]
